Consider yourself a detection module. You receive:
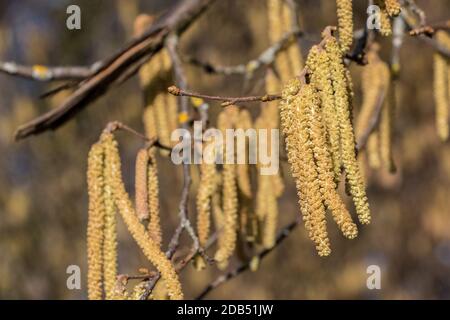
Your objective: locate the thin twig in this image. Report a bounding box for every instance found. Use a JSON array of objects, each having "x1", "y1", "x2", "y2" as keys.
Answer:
[{"x1": 168, "y1": 85, "x2": 282, "y2": 106}]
